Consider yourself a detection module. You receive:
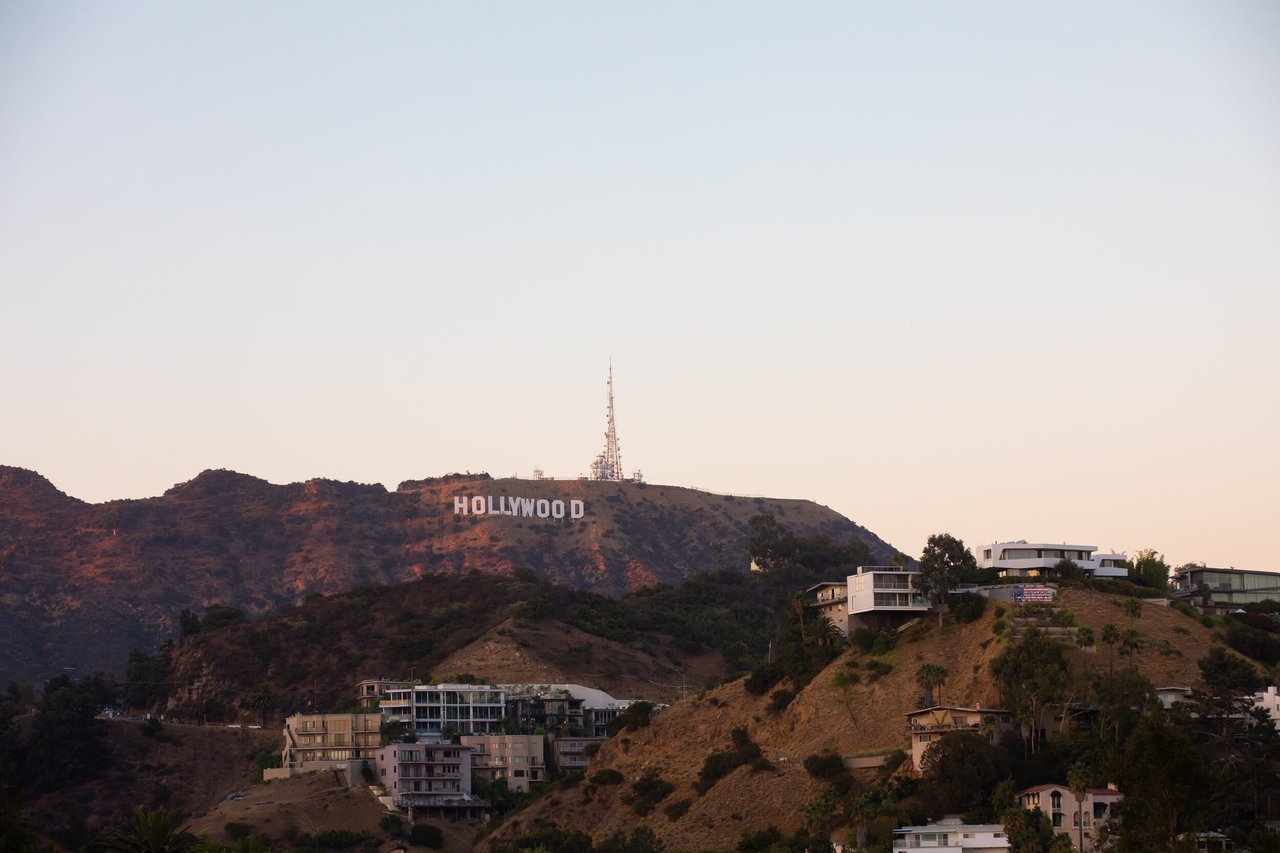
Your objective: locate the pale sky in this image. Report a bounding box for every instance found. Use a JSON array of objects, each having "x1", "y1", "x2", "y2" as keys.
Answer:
[{"x1": 2, "y1": 2, "x2": 1277, "y2": 572}]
